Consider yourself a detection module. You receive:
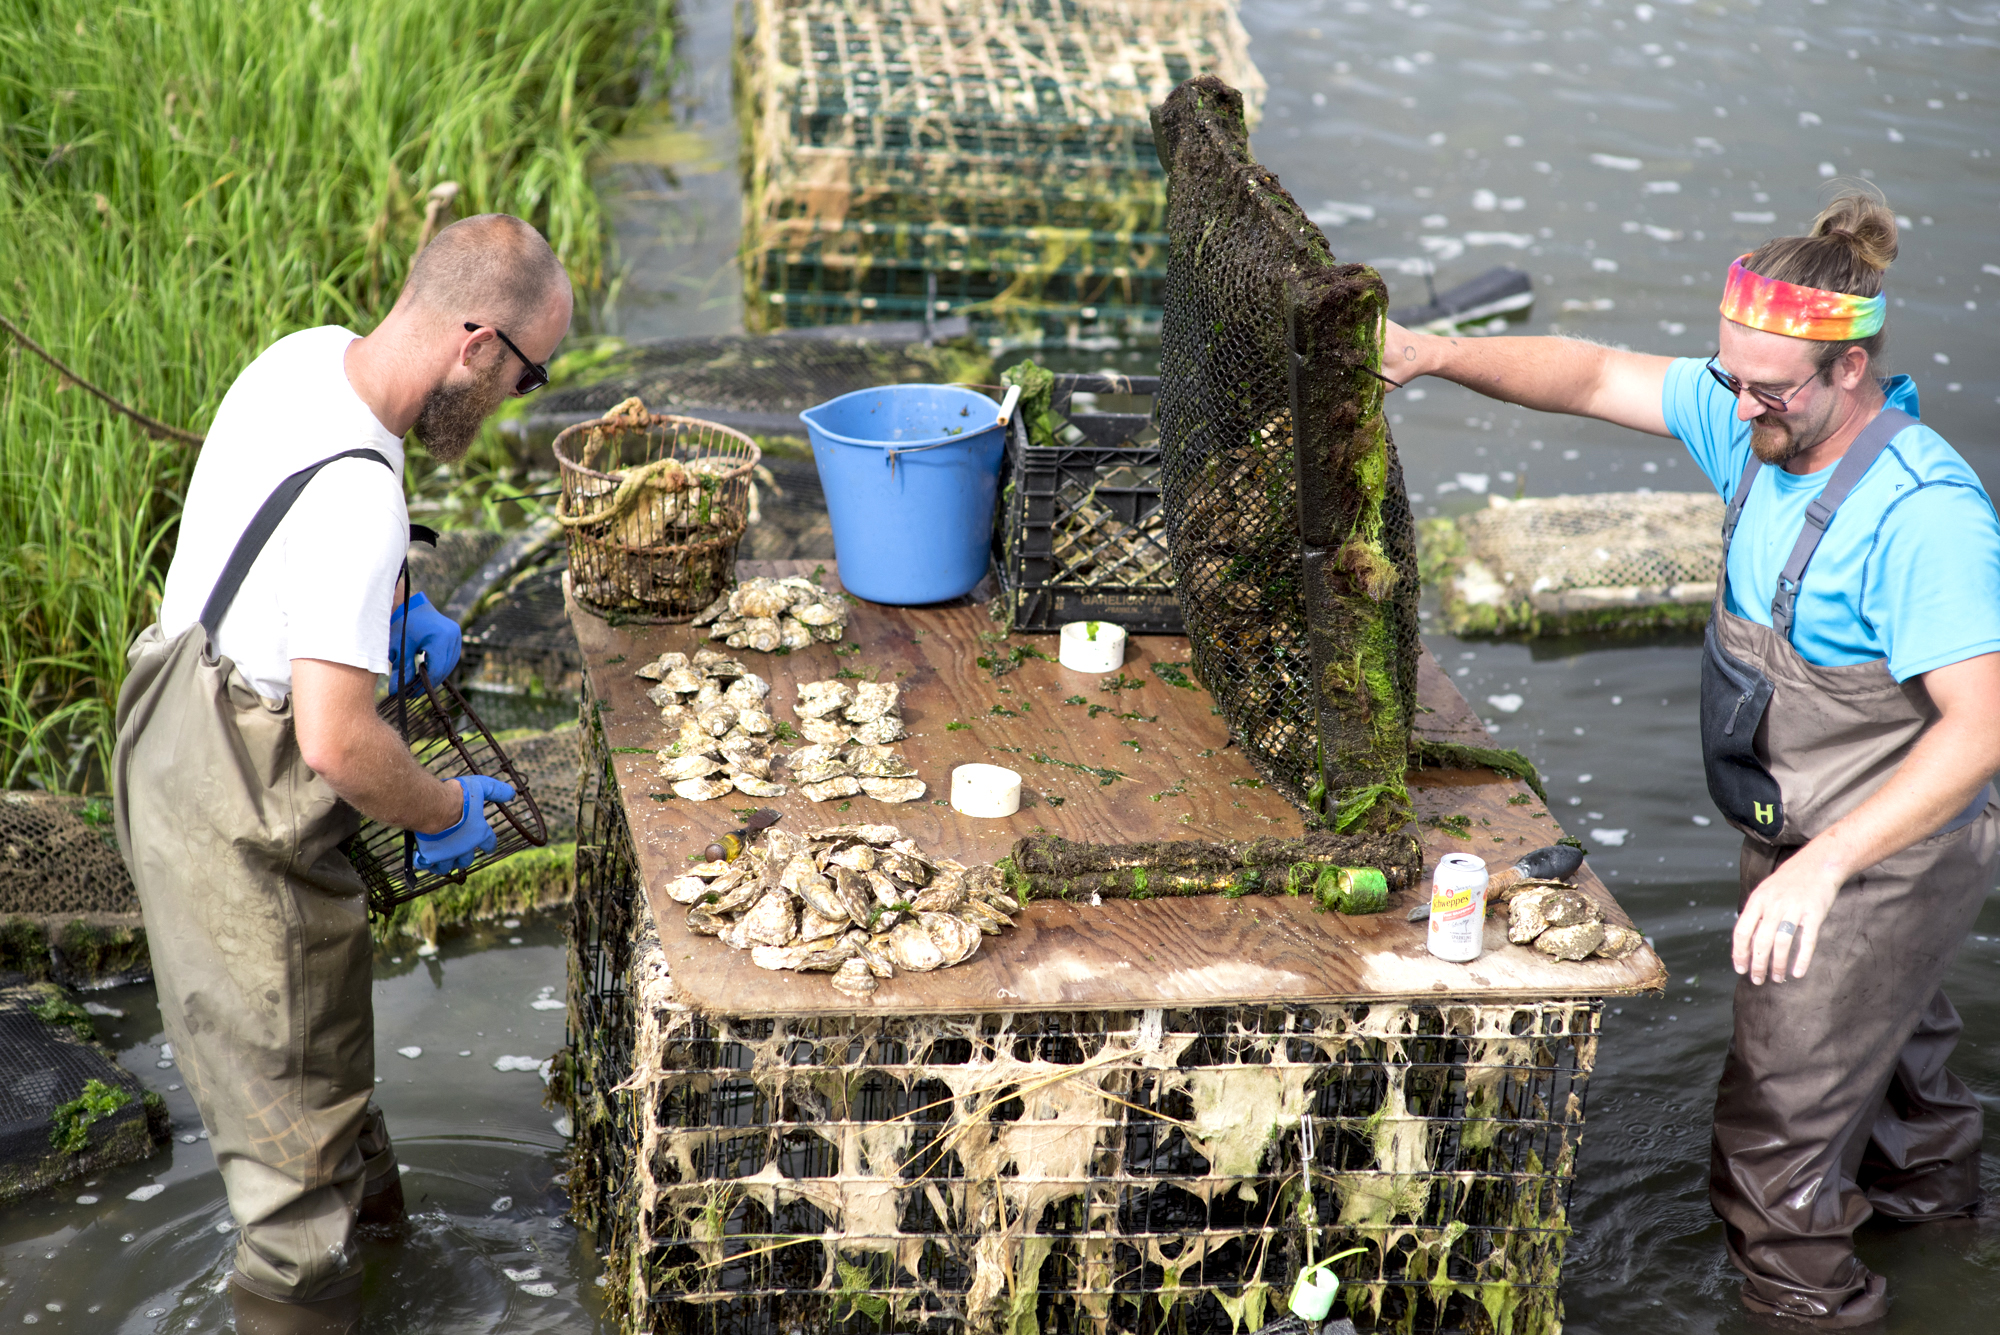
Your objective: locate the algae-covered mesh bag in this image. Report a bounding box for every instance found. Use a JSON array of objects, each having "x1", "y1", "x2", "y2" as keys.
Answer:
[{"x1": 1152, "y1": 77, "x2": 1422, "y2": 831}]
